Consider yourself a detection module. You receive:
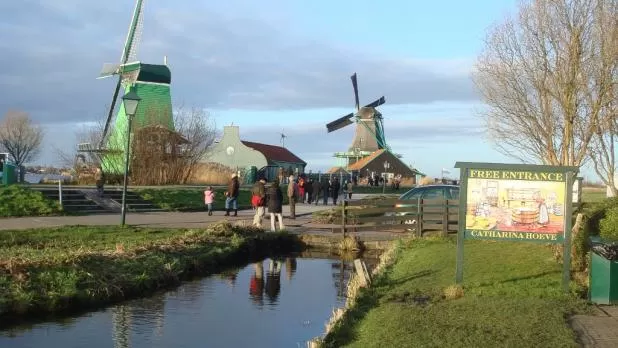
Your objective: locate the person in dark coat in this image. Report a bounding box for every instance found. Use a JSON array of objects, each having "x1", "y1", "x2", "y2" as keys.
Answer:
[
  {"x1": 225, "y1": 173, "x2": 240, "y2": 216},
  {"x1": 306, "y1": 178, "x2": 314, "y2": 204},
  {"x1": 322, "y1": 178, "x2": 330, "y2": 205},
  {"x1": 312, "y1": 179, "x2": 322, "y2": 205},
  {"x1": 331, "y1": 177, "x2": 341, "y2": 205},
  {"x1": 267, "y1": 179, "x2": 285, "y2": 232}
]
